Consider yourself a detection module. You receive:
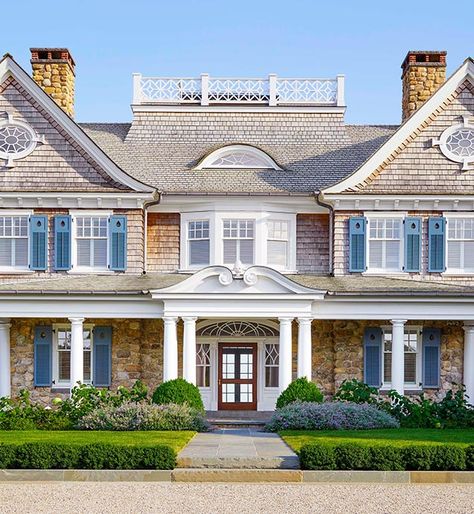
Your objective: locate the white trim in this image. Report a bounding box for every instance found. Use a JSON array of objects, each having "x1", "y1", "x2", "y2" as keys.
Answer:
[
  {"x1": 322, "y1": 58, "x2": 474, "y2": 193},
  {"x1": 132, "y1": 104, "x2": 346, "y2": 114},
  {"x1": 195, "y1": 145, "x2": 281, "y2": 171},
  {"x1": 0, "y1": 56, "x2": 154, "y2": 193}
]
